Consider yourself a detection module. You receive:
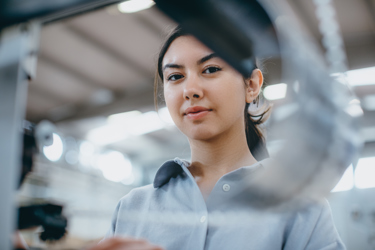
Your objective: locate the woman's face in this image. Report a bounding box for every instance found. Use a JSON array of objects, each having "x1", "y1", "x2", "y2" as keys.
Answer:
[{"x1": 162, "y1": 36, "x2": 259, "y2": 141}]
